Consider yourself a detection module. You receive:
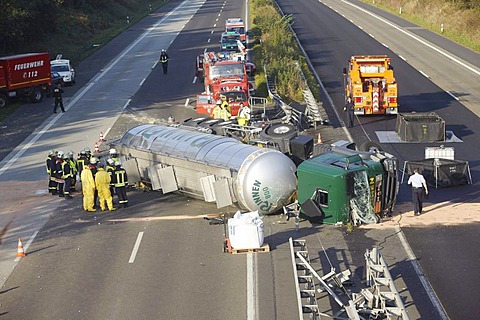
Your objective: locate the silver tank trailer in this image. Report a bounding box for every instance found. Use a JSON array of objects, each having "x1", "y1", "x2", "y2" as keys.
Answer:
[{"x1": 113, "y1": 124, "x2": 297, "y2": 215}]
